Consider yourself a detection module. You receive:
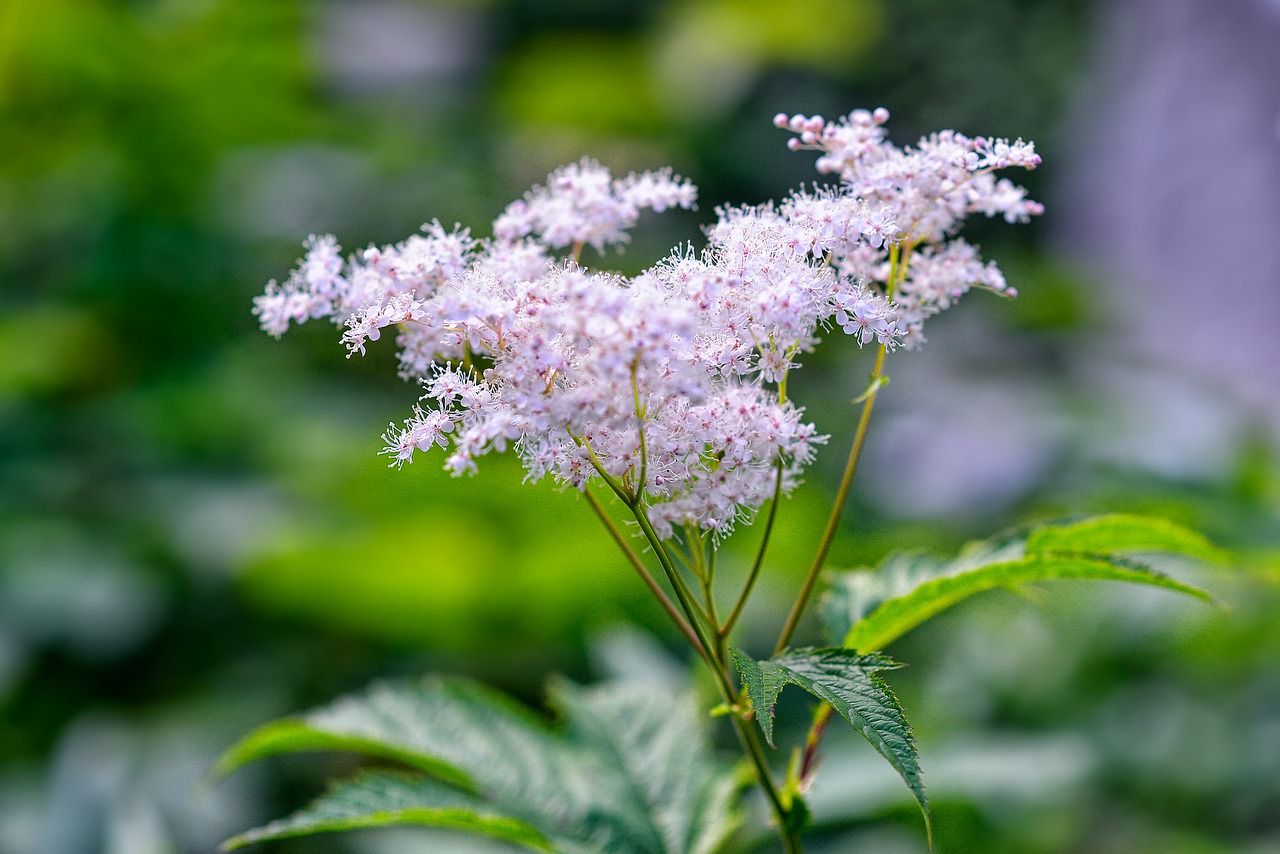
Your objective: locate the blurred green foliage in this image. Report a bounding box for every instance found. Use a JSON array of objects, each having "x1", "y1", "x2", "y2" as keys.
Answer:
[{"x1": 1, "y1": 1, "x2": 1277, "y2": 853}]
